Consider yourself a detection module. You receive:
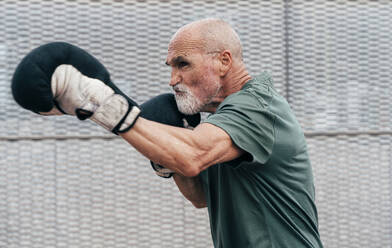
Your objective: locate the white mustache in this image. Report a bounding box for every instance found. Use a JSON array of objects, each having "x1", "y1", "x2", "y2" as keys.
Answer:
[{"x1": 173, "y1": 84, "x2": 190, "y2": 93}]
